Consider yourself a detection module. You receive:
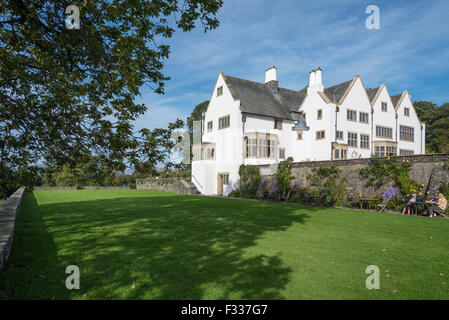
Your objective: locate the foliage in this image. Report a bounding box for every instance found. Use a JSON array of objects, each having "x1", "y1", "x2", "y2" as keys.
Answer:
[
  {"x1": 0, "y1": 0, "x2": 223, "y2": 185},
  {"x1": 334, "y1": 179, "x2": 347, "y2": 206},
  {"x1": 275, "y1": 157, "x2": 294, "y2": 193},
  {"x1": 307, "y1": 165, "x2": 342, "y2": 197},
  {"x1": 441, "y1": 183, "x2": 449, "y2": 215},
  {"x1": 359, "y1": 156, "x2": 419, "y2": 195},
  {"x1": 238, "y1": 164, "x2": 260, "y2": 197},
  {"x1": 414, "y1": 101, "x2": 449, "y2": 153}
]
